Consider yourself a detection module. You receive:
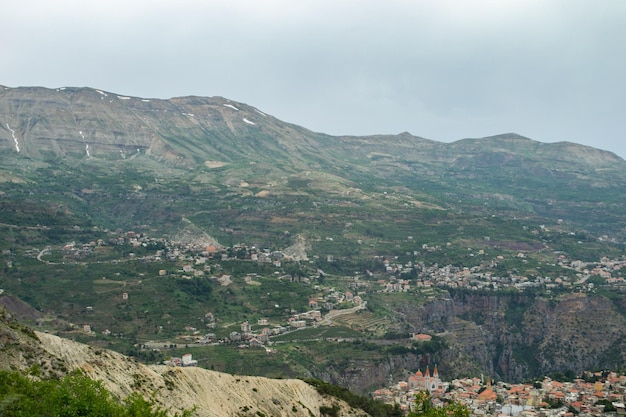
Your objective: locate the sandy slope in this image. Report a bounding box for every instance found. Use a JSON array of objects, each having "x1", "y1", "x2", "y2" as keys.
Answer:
[{"x1": 36, "y1": 331, "x2": 366, "y2": 416}]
